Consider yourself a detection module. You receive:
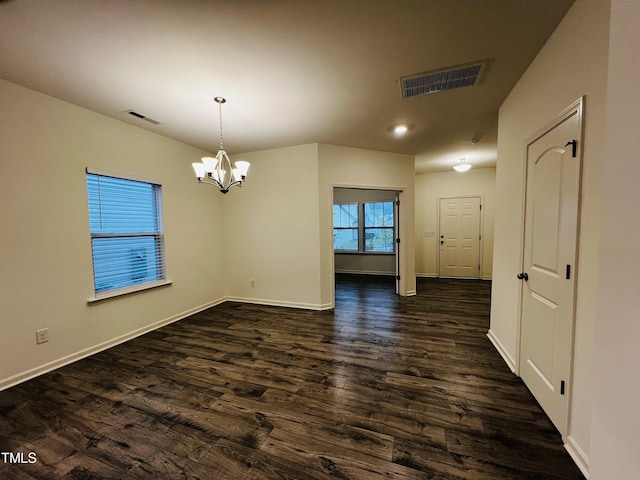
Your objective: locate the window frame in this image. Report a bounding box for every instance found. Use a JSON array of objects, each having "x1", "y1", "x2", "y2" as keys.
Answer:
[
  {"x1": 363, "y1": 201, "x2": 395, "y2": 253},
  {"x1": 86, "y1": 169, "x2": 170, "y2": 302},
  {"x1": 333, "y1": 200, "x2": 396, "y2": 255},
  {"x1": 333, "y1": 202, "x2": 360, "y2": 252}
]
